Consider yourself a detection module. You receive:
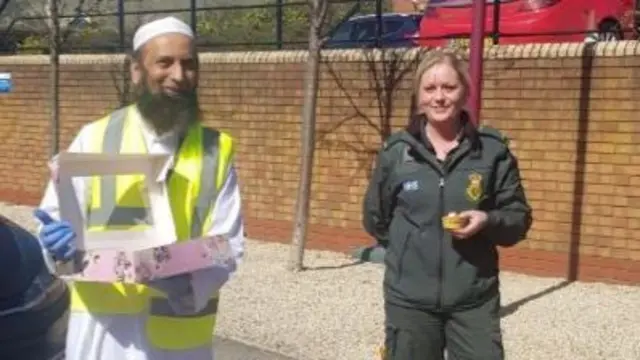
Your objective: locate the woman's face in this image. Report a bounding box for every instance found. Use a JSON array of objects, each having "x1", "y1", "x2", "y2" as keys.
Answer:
[{"x1": 417, "y1": 62, "x2": 466, "y2": 124}]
